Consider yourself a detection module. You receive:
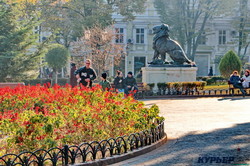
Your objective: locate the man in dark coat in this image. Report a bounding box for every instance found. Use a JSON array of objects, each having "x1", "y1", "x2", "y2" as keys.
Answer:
[
  {"x1": 74, "y1": 59, "x2": 97, "y2": 87},
  {"x1": 70, "y1": 63, "x2": 77, "y2": 87},
  {"x1": 124, "y1": 71, "x2": 138, "y2": 95}
]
